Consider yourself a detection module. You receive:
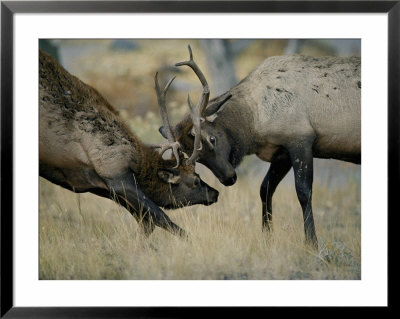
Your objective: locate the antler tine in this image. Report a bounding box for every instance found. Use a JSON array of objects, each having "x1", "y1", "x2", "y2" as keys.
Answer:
[
  {"x1": 154, "y1": 72, "x2": 181, "y2": 168},
  {"x1": 175, "y1": 45, "x2": 210, "y2": 115},
  {"x1": 186, "y1": 95, "x2": 202, "y2": 165}
]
